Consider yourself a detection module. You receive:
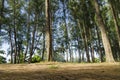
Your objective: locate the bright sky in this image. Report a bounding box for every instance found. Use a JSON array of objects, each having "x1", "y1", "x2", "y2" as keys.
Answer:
[{"x1": 0, "y1": 43, "x2": 10, "y2": 62}]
